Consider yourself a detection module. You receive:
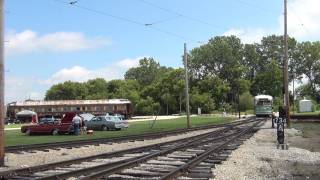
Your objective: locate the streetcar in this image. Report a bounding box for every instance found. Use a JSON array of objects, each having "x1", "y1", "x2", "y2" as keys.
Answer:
[{"x1": 254, "y1": 95, "x2": 273, "y2": 117}]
